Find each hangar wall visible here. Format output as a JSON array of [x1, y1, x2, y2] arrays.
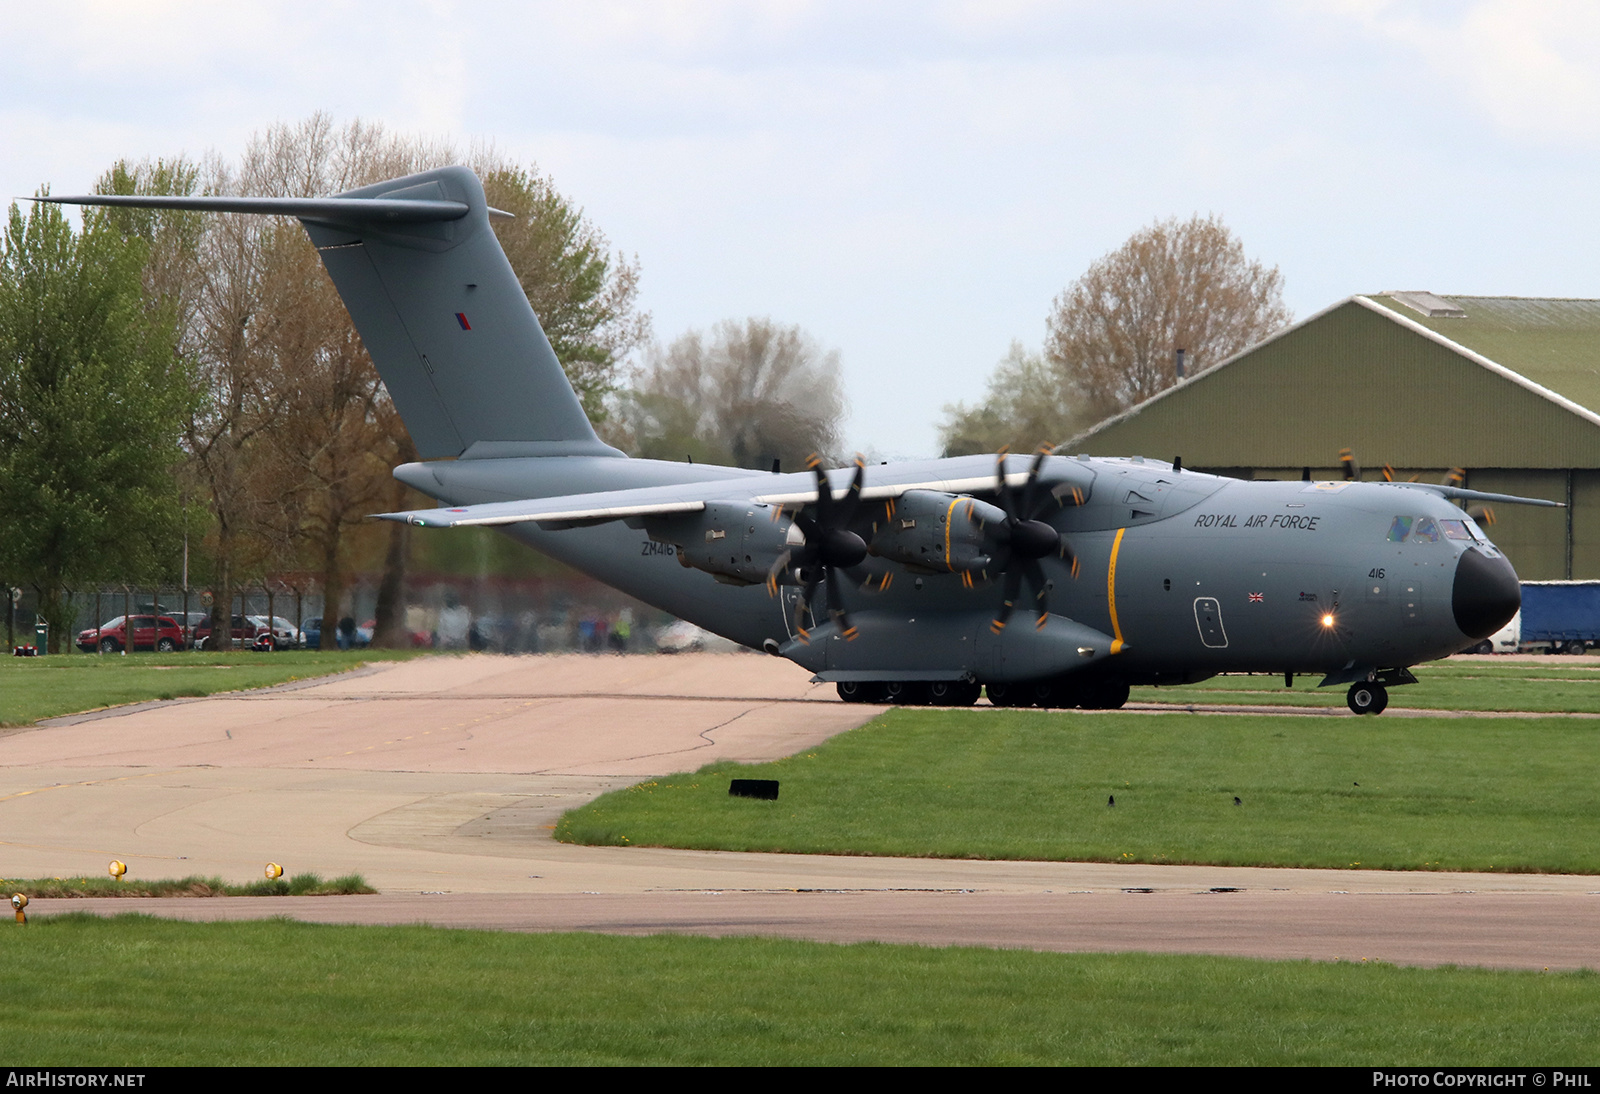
[[1069, 297, 1600, 581]]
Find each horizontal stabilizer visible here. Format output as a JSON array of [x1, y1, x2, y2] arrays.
[[33, 192, 511, 224], [1391, 482, 1565, 508]]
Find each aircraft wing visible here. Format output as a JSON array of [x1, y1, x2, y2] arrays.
[[373, 462, 1066, 530], [376, 493, 709, 529], [750, 470, 1040, 507]]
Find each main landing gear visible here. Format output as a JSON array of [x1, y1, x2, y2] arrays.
[[1346, 681, 1388, 715], [835, 677, 1129, 709], [835, 680, 982, 706], [986, 678, 1130, 710]]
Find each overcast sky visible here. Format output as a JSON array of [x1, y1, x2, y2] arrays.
[[5, 1, 1599, 458]]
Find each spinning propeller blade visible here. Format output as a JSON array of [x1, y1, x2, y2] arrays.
[[986, 446, 1082, 631], [782, 454, 870, 641]]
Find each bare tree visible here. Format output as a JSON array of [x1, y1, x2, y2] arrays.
[[1045, 214, 1291, 423], [616, 318, 845, 470]]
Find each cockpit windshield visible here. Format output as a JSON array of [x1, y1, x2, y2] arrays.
[[1388, 515, 1475, 545]]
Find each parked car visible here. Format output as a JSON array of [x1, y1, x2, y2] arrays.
[[77, 615, 185, 653], [1461, 613, 1519, 655], [170, 610, 209, 650], [654, 620, 708, 653], [247, 615, 302, 651], [192, 614, 274, 651], [299, 617, 370, 650]]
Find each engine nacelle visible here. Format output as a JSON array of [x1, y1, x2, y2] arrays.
[[645, 503, 802, 585], [869, 490, 1005, 574]]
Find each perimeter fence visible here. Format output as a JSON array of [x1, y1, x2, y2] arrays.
[[4, 573, 689, 656]]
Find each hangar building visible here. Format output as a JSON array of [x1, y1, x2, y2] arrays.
[[1066, 292, 1600, 580]]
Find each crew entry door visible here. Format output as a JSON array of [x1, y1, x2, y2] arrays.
[[1194, 597, 1228, 648]]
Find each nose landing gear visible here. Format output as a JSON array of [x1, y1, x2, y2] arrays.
[[1347, 682, 1388, 715]]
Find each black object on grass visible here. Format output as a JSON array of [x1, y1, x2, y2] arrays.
[[730, 779, 780, 801]]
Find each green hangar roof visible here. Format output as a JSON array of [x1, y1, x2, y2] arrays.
[[1067, 293, 1600, 471]]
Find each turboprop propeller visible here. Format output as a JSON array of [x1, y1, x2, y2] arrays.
[[986, 446, 1084, 633], [767, 454, 869, 641]]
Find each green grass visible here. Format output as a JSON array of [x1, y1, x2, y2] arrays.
[[1, 916, 1596, 1065], [0, 649, 423, 727], [1134, 656, 1600, 712], [557, 708, 1600, 873], [1, 873, 374, 898]]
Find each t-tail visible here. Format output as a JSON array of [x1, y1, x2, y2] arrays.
[[40, 166, 619, 462]]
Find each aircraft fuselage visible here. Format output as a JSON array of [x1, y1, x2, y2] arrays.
[[397, 453, 1517, 689]]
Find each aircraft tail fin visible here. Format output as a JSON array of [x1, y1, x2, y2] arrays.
[[41, 166, 620, 461]]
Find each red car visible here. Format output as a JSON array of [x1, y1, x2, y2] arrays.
[[192, 614, 277, 651], [77, 615, 185, 653]]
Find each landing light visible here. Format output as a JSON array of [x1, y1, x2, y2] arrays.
[[1321, 613, 1336, 628]]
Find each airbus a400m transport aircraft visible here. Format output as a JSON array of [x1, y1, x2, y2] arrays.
[[49, 166, 1553, 715]]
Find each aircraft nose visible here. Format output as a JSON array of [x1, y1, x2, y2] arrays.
[[1452, 546, 1521, 639]]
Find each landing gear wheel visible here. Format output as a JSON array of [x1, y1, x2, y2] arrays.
[[1080, 680, 1130, 710], [1027, 680, 1060, 708], [1051, 681, 1085, 710], [836, 681, 890, 704], [1347, 682, 1388, 715], [928, 680, 980, 707], [883, 681, 930, 706], [985, 683, 1021, 708]]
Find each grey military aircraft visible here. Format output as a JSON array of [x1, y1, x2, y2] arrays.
[[47, 166, 1551, 715]]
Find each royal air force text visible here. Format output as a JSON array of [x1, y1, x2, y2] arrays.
[[1194, 513, 1321, 531]]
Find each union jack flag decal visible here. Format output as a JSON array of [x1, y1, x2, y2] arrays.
[[1248, 592, 1264, 602]]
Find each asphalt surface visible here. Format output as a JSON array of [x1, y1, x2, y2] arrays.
[[6, 652, 1598, 969]]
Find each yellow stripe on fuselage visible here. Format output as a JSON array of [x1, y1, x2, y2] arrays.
[[1107, 527, 1126, 654], [944, 496, 963, 571]]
